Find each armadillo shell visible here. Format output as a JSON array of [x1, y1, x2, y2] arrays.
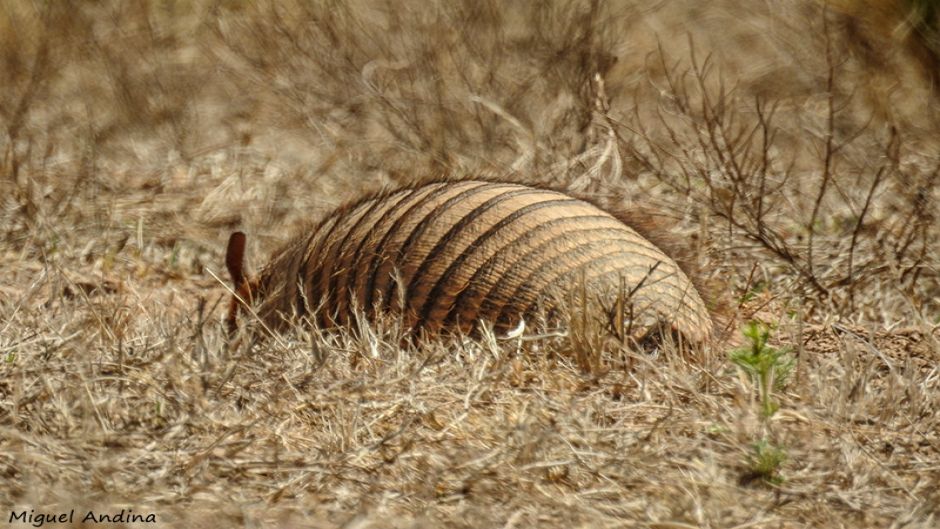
[[252, 180, 713, 343]]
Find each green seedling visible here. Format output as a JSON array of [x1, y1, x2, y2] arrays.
[[730, 321, 794, 417], [745, 438, 787, 485]]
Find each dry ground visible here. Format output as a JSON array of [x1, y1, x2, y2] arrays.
[[1, 1, 938, 528]]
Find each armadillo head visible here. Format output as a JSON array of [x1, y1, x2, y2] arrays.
[[224, 232, 260, 337]]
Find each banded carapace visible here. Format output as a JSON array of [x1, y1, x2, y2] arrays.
[[225, 180, 713, 343]]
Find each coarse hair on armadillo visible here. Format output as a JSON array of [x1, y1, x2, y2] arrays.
[[225, 178, 716, 343]]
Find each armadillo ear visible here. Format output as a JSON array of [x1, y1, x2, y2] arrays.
[[226, 232, 247, 287]]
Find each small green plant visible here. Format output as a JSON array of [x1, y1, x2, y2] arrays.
[[730, 321, 794, 417], [746, 438, 787, 485], [730, 322, 795, 486]]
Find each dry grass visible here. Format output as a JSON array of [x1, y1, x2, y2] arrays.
[[1, 1, 938, 527]]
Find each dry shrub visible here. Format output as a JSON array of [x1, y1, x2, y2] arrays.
[[208, 0, 622, 183], [623, 11, 939, 327]]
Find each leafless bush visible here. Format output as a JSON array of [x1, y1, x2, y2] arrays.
[[209, 0, 622, 182], [0, 0, 223, 260], [624, 22, 938, 323], [1, 3, 64, 221]]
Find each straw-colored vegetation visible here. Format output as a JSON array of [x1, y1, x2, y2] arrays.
[[1, 1, 937, 527]]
